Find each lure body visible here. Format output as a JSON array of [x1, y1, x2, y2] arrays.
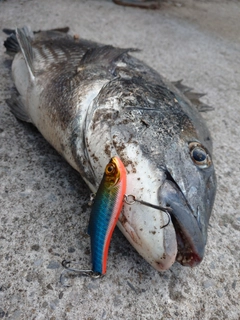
[[88, 157, 127, 274]]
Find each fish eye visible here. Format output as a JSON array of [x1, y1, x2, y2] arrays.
[[189, 142, 212, 169]]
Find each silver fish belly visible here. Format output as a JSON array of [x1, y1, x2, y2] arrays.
[[4, 27, 217, 271]]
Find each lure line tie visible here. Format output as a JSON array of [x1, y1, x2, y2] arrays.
[[124, 194, 172, 229]]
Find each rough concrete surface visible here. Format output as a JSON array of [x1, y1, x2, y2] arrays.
[[0, 0, 239, 319]]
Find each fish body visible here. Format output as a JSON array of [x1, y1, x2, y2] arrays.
[[88, 157, 126, 274], [4, 27, 217, 271]]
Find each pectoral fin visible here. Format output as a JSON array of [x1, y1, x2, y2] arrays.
[[16, 27, 35, 81]]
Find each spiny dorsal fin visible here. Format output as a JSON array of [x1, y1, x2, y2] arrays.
[[172, 79, 193, 93], [34, 26, 69, 35], [79, 46, 139, 70], [16, 27, 35, 81], [173, 79, 214, 112], [32, 27, 71, 42]]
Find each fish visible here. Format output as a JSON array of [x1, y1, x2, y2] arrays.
[[3, 26, 217, 271], [88, 156, 127, 275]]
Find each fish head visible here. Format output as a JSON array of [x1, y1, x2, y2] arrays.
[[158, 138, 216, 267], [85, 78, 217, 271], [155, 92, 217, 267]]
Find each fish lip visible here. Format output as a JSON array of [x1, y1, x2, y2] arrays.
[[158, 172, 205, 267], [171, 215, 204, 267]]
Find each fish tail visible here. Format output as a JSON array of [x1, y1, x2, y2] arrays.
[[3, 26, 34, 55], [3, 29, 19, 55]]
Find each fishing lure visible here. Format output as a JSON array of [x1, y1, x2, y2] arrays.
[[88, 156, 127, 275], [60, 157, 172, 283]]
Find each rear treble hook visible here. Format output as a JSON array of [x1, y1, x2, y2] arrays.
[[60, 260, 102, 287], [124, 194, 172, 229]]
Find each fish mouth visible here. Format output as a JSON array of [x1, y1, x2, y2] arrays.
[[158, 172, 205, 267]]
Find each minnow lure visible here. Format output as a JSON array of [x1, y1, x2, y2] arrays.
[[88, 157, 127, 275]]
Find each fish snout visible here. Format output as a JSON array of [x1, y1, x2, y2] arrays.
[[158, 179, 206, 267]]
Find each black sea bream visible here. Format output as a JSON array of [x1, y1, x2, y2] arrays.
[[4, 27, 216, 271]]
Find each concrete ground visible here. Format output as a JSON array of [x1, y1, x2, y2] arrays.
[[0, 0, 239, 319]]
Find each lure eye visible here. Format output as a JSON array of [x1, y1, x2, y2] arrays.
[[106, 164, 115, 174], [189, 142, 212, 169]]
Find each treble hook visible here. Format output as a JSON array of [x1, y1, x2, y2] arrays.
[[60, 260, 102, 287], [124, 194, 172, 229], [88, 193, 96, 206]]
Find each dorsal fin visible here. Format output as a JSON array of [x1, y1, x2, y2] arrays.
[[172, 79, 193, 93], [16, 27, 35, 81], [173, 79, 214, 112], [79, 46, 138, 71]]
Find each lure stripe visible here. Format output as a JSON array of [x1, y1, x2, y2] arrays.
[[88, 157, 127, 274]]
